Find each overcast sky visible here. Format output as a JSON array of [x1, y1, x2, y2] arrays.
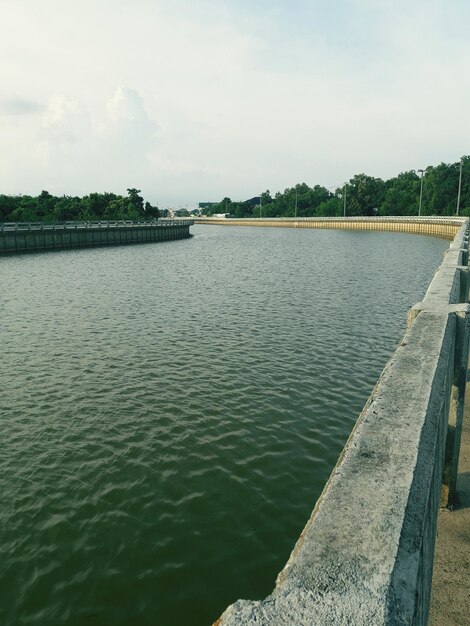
[[1, 0, 469, 208]]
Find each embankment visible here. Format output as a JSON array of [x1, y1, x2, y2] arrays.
[[194, 216, 464, 239], [214, 219, 470, 626], [0, 219, 193, 254]]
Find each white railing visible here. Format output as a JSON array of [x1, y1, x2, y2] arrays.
[[0, 219, 194, 232]]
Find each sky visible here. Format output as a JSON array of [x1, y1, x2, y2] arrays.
[[0, 0, 469, 209]]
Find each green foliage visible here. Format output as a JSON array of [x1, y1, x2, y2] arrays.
[[379, 171, 420, 216], [459, 155, 470, 215], [422, 163, 458, 215], [199, 158, 469, 218], [1, 158, 468, 223], [144, 201, 160, 219], [0, 189, 160, 223], [12, 196, 39, 222], [316, 197, 342, 217]]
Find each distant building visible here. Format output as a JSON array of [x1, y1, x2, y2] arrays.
[[198, 202, 217, 210], [174, 208, 190, 217]]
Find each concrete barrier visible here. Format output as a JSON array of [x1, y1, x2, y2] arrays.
[[215, 221, 470, 626], [194, 216, 466, 240], [0, 220, 193, 254]]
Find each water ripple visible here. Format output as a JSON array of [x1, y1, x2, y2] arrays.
[[0, 226, 448, 626]]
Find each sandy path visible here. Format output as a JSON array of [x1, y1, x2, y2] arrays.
[[428, 374, 470, 626]]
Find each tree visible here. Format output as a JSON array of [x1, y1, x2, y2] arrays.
[[379, 171, 420, 216], [126, 188, 145, 219], [344, 174, 385, 216], [203, 197, 233, 216], [105, 197, 128, 220], [316, 197, 341, 217], [37, 190, 56, 221], [80, 192, 119, 219], [11, 195, 38, 222], [260, 190, 272, 217], [144, 201, 160, 219], [52, 196, 82, 221], [0, 194, 21, 221], [458, 156, 470, 216], [423, 162, 461, 216]]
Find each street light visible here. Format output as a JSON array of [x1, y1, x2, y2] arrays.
[[295, 190, 298, 218], [343, 183, 347, 217], [417, 169, 425, 216], [456, 158, 463, 216]]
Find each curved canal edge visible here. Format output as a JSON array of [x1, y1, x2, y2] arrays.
[[213, 219, 470, 626], [194, 216, 465, 239], [0, 219, 194, 254]]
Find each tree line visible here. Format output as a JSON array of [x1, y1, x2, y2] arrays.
[[1, 158, 468, 223], [0, 188, 163, 223], [203, 158, 470, 218]]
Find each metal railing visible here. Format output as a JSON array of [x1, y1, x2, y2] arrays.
[[194, 215, 467, 225], [0, 219, 194, 232]]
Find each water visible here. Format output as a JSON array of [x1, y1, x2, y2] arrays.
[[0, 225, 449, 625]]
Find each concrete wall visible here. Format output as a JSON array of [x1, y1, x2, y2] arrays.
[[215, 221, 470, 626], [194, 216, 465, 240], [0, 220, 193, 254]]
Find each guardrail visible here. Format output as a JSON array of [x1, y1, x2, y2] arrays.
[[0, 219, 194, 254], [0, 219, 193, 232], [196, 215, 466, 223], [193, 216, 465, 239], [215, 221, 470, 626]]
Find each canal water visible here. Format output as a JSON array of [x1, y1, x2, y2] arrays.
[[0, 225, 449, 626]]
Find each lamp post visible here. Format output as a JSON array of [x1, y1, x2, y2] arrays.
[[260, 193, 262, 218], [343, 183, 347, 217], [417, 169, 425, 216], [295, 190, 298, 218], [456, 158, 463, 216]]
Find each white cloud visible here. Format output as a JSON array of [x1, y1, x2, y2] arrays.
[[0, 0, 469, 206], [41, 94, 89, 143], [103, 86, 158, 155], [106, 86, 154, 128]]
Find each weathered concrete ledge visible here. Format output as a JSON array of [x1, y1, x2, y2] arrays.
[[0, 219, 193, 254], [215, 221, 470, 626], [194, 216, 465, 240]]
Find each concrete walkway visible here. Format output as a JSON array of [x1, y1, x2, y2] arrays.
[[429, 376, 470, 625]]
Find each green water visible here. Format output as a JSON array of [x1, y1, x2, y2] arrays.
[[0, 225, 448, 625]]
